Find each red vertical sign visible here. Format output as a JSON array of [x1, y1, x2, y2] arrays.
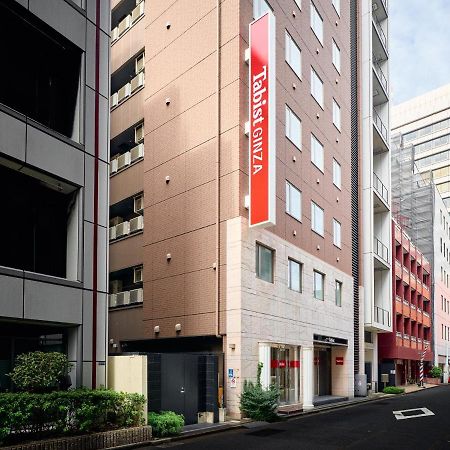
[[249, 12, 276, 228]]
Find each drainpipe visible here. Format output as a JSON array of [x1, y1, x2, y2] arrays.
[[215, 0, 221, 339]]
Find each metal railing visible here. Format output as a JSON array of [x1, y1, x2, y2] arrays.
[[373, 172, 389, 204], [373, 60, 388, 92], [374, 306, 391, 327], [374, 237, 389, 264], [373, 108, 388, 143], [373, 17, 388, 51]]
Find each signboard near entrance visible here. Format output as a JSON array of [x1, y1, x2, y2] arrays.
[[336, 357, 344, 366], [248, 11, 276, 228], [314, 334, 348, 347]]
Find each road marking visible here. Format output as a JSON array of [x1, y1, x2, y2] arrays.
[[392, 407, 435, 420]]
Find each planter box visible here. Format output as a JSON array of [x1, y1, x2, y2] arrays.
[[2, 426, 152, 450], [424, 377, 441, 385]]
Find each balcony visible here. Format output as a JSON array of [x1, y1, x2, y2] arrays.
[[402, 266, 409, 285], [410, 273, 417, 291], [396, 332, 403, 346], [373, 61, 389, 106], [373, 108, 389, 153], [411, 335, 417, 349], [423, 312, 431, 328], [374, 237, 390, 268], [410, 304, 417, 321], [394, 224, 402, 244], [109, 195, 144, 242], [110, 143, 144, 175], [395, 296, 403, 315], [402, 300, 410, 317], [372, 0, 388, 24], [403, 335, 410, 348], [110, 72, 145, 110], [109, 287, 143, 308], [372, 17, 388, 62], [109, 216, 144, 241], [395, 260, 402, 279], [109, 265, 143, 309], [423, 284, 431, 300], [416, 278, 423, 294], [374, 306, 391, 327], [111, 0, 145, 44], [373, 172, 389, 211]]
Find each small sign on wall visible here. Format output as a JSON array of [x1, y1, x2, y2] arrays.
[[228, 368, 234, 378], [336, 357, 344, 366], [230, 377, 237, 388]]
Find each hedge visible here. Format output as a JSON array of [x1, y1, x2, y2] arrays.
[[0, 389, 145, 445], [382, 386, 405, 395], [148, 411, 184, 437]]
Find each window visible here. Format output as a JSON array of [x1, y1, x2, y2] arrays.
[[332, 0, 340, 16], [333, 219, 341, 248], [285, 31, 302, 78], [311, 67, 324, 108], [286, 181, 302, 221], [313, 270, 325, 300], [332, 39, 341, 73], [333, 99, 341, 131], [288, 259, 302, 292], [286, 105, 302, 149], [310, 1, 323, 45], [335, 280, 342, 306], [311, 201, 324, 236], [294, 0, 302, 9], [311, 134, 324, 171], [253, 0, 271, 18], [333, 159, 342, 189], [256, 243, 274, 283]]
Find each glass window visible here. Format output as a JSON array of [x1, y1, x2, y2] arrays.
[[335, 280, 342, 306], [333, 159, 341, 189], [286, 105, 302, 149], [256, 243, 274, 283], [311, 134, 324, 171], [253, 0, 271, 18], [285, 30, 302, 78], [310, 1, 323, 44], [333, 99, 341, 130], [286, 181, 302, 221], [332, 39, 341, 72], [288, 258, 302, 292], [311, 67, 324, 107], [311, 201, 324, 236], [313, 270, 324, 300], [333, 218, 341, 248]]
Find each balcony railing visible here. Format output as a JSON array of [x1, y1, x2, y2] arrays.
[[374, 306, 391, 327], [373, 172, 389, 204], [373, 61, 388, 93], [373, 17, 387, 51], [111, 0, 145, 43], [109, 216, 144, 241], [111, 72, 145, 109], [374, 237, 389, 264], [396, 332, 402, 338], [373, 108, 388, 143], [110, 143, 144, 175]]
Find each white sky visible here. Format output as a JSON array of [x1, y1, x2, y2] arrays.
[[390, 0, 450, 105]]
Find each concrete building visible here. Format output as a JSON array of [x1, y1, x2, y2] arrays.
[[0, 0, 110, 390], [108, 0, 358, 420], [392, 84, 450, 211], [358, 0, 392, 388], [378, 219, 432, 386]]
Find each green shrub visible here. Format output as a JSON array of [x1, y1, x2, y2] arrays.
[[240, 362, 280, 422], [148, 411, 184, 437], [382, 386, 405, 395], [0, 389, 145, 445], [9, 351, 72, 392], [429, 366, 443, 378]]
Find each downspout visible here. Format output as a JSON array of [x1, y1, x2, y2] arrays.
[[215, 0, 222, 339]]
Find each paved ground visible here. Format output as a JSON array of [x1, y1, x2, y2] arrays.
[[149, 385, 450, 449]]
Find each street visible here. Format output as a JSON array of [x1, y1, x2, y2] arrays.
[[151, 386, 450, 450]]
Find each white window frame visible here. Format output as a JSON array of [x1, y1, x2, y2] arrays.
[[333, 158, 341, 189], [310, 1, 323, 45], [333, 98, 341, 131], [333, 218, 342, 248], [288, 258, 302, 292], [285, 30, 302, 79], [311, 201, 324, 236], [286, 181, 302, 221], [253, 0, 271, 19], [313, 270, 325, 300], [332, 39, 341, 73], [332, 0, 340, 16], [311, 67, 324, 108], [311, 133, 324, 172], [285, 105, 302, 149]]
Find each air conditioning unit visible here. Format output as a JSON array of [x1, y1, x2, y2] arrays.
[[110, 158, 118, 174], [110, 216, 124, 227], [111, 26, 119, 43], [130, 215, 144, 233], [135, 123, 144, 143], [134, 195, 144, 213], [131, 1, 145, 24], [117, 152, 131, 170], [118, 83, 131, 103], [134, 266, 143, 283], [118, 15, 131, 36], [109, 226, 117, 241], [116, 291, 131, 306], [135, 53, 145, 74], [130, 143, 144, 162], [130, 72, 145, 93], [110, 279, 123, 294], [109, 294, 118, 308], [116, 221, 130, 238], [110, 92, 118, 108], [130, 288, 144, 304]]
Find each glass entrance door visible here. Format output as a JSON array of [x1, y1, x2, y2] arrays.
[[270, 346, 300, 404], [314, 348, 331, 396]]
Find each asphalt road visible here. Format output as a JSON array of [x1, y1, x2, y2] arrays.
[[151, 386, 450, 450]]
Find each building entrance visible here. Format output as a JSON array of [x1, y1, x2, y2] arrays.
[[314, 347, 331, 396], [269, 345, 300, 404]]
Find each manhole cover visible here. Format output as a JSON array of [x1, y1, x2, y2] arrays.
[[247, 428, 284, 437], [393, 407, 434, 420]]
